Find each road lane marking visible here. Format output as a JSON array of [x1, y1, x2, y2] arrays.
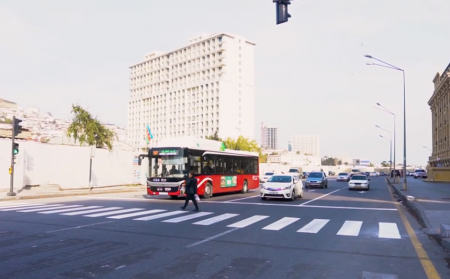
[[39, 206, 100, 214], [337, 221, 362, 236], [186, 228, 240, 248], [34, 205, 85, 213], [299, 187, 345, 206], [262, 217, 300, 231], [46, 221, 114, 233], [0, 202, 30, 207], [163, 212, 213, 223], [378, 222, 401, 239], [297, 219, 330, 233], [386, 182, 441, 279], [225, 195, 260, 202], [0, 203, 42, 209], [301, 205, 397, 211], [85, 208, 145, 217], [134, 211, 187, 221], [193, 213, 238, 226], [61, 207, 123, 216], [200, 201, 397, 210], [361, 271, 398, 279], [107, 209, 166, 219], [227, 215, 269, 228], [2, 204, 64, 211]]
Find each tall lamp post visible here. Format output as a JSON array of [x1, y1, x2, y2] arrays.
[[376, 126, 392, 172], [366, 55, 407, 190], [379, 135, 392, 172], [423, 146, 432, 152], [374, 104, 396, 175]]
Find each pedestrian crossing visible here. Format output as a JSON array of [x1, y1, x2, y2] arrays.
[[0, 202, 403, 239]]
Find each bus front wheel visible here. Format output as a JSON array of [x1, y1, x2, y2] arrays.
[[203, 183, 213, 199], [241, 180, 248, 193]]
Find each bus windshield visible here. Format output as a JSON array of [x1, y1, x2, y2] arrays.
[[150, 148, 187, 178]]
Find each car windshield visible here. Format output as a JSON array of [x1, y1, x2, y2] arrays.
[[265, 172, 274, 176], [415, 170, 425, 173], [267, 176, 292, 183], [308, 172, 322, 178], [351, 176, 367, 180], [352, 169, 360, 172], [289, 169, 299, 172], [339, 173, 348, 176]]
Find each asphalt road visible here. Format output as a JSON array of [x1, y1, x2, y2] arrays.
[[1, 177, 449, 279]]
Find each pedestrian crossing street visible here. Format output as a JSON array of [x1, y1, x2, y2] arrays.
[[0, 202, 403, 239]]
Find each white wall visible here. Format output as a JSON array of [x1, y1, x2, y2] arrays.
[[0, 139, 146, 191]]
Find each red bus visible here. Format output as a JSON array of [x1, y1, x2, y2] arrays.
[[141, 139, 260, 199]]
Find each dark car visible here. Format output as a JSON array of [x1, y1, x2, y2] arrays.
[[305, 171, 328, 189]]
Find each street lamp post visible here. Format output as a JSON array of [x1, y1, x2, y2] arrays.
[[379, 135, 392, 173], [423, 146, 432, 152], [366, 55, 407, 190], [376, 125, 392, 172], [375, 104, 396, 179]]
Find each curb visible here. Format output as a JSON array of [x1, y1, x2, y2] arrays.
[[385, 179, 450, 252], [0, 188, 145, 201], [386, 178, 433, 229]]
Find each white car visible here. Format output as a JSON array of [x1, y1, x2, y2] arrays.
[[348, 175, 370, 190], [337, 172, 350, 182], [260, 174, 303, 201], [370, 172, 379, 177], [260, 172, 275, 183]]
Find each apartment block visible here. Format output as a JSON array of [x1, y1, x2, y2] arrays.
[[292, 135, 320, 156], [261, 123, 278, 150], [127, 33, 256, 151]]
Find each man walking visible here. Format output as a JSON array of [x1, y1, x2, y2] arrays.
[[181, 170, 200, 212]]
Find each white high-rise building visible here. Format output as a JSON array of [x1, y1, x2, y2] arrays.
[[261, 123, 278, 150], [127, 33, 256, 151], [292, 135, 320, 156]]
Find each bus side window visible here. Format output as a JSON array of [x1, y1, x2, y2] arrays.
[[202, 155, 215, 175], [241, 158, 249, 174], [233, 158, 241, 174], [252, 158, 258, 174]]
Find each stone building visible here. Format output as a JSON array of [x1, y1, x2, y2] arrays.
[[428, 63, 450, 171]]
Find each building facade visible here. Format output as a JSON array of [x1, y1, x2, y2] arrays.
[[267, 153, 321, 167], [288, 141, 292, 151], [127, 33, 256, 152], [428, 63, 450, 167], [261, 123, 277, 150], [291, 135, 320, 156]]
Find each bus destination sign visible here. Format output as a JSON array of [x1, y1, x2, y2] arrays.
[[153, 149, 179, 156]]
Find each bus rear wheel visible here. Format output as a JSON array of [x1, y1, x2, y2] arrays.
[[241, 180, 248, 193], [203, 183, 213, 199]]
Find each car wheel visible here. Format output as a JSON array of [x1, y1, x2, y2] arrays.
[[241, 180, 248, 193], [170, 196, 178, 199], [291, 189, 296, 201], [203, 183, 213, 199], [261, 197, 267, 200], [298, 191, 303, 198], [321, 183, 325, 189], [414, 177, 417, 179]]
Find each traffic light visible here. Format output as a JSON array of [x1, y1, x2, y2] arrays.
[[13, 117, 23, 137], [274, 0, 291, 25], [13, 143, 19, 155]]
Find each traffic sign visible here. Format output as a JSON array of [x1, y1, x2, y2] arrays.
[[9, 167, 12, 175]]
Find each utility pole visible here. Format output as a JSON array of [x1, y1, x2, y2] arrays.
[[8, 116, 22, 196]]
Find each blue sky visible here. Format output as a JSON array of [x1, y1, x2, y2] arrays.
[[1, 0, 449, 165]]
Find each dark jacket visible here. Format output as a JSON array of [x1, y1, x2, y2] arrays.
[[185, 177, 198, 195]]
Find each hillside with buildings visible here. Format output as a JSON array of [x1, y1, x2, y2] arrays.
[[0, 98, 128, 148]]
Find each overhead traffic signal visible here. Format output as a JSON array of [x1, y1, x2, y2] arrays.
[[274, 0, 291, 25], [13, 117, 23, 137], [13, 143, 19, 155]]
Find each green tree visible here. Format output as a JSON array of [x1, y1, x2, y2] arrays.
[[0, 118, 12, 124], [344, 162, 348, 166], [321, 157, 336, 166], [381, 161, 389, 167], [369, 163, 374, 167], [66, 104, 116, 150], [223, 136, 267, 163], [205, 129, 222, 141], [338, 160, 342, 165]]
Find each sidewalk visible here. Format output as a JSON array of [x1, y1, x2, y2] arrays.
[[387, 177, 450, 250], [0, 184, 147, 201]]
